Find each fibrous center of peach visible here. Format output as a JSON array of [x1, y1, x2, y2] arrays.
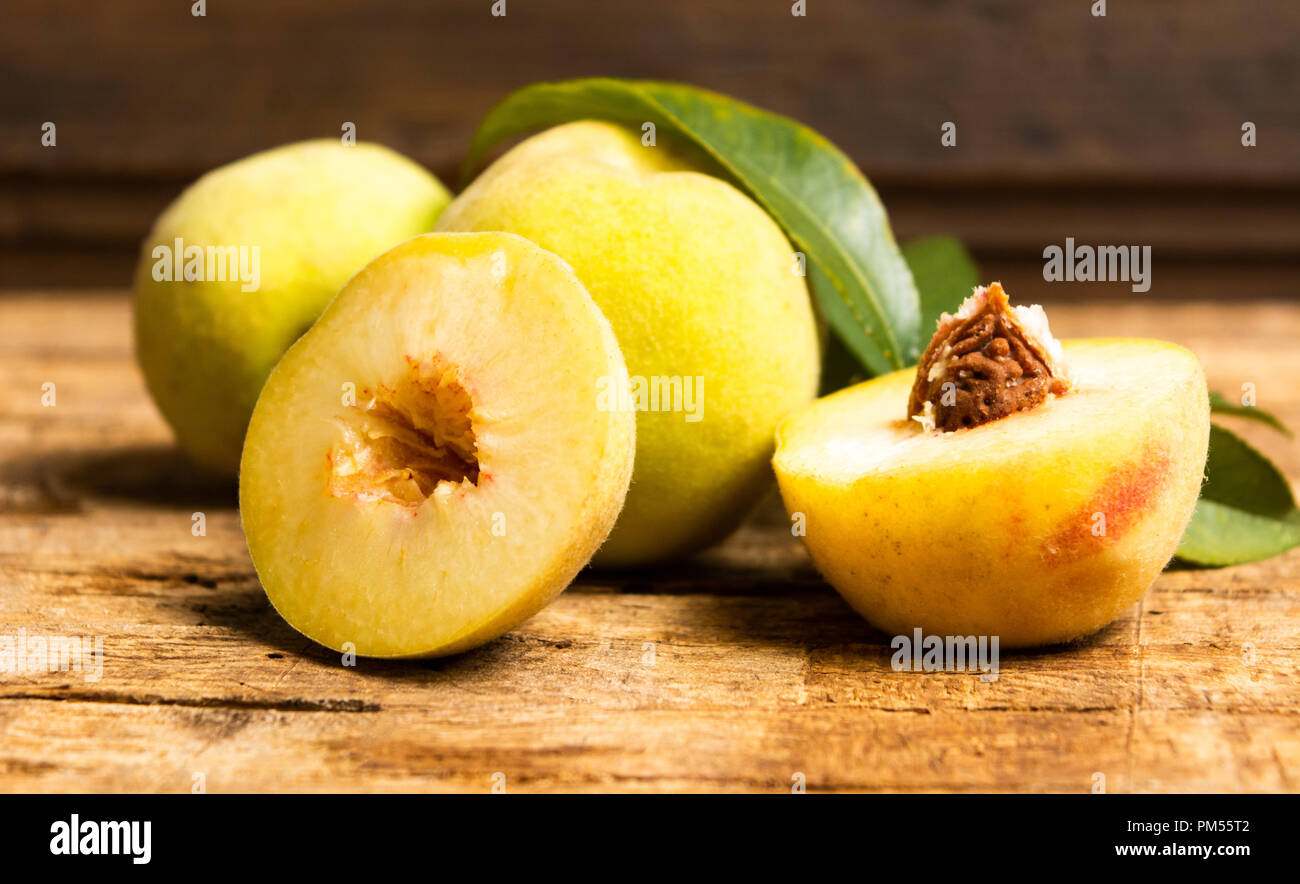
[[908, 282, 1069, 432], [329, 358, 479, 507]]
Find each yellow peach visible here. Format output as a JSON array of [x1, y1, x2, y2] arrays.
[[774, 338, 1210, 647], [240, 233, 635, 657], [438, 122, 820, 565], [135, 140, 450, 474]]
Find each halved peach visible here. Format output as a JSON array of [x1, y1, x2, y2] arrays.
[[240, 232, 635, 658], [774, 337, 1210, 647]]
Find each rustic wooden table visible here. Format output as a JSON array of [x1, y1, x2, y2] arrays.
[[1, 293, 1297, 793]]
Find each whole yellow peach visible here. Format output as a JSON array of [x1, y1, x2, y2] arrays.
[[438, 122, 820, 566]]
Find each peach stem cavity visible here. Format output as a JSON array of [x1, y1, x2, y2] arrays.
[[328, 356, 479, 507]]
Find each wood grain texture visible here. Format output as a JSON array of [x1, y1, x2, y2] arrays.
[[1, 293, 1298, 793]]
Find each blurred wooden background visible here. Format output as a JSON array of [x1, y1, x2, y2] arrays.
[[2, 0, 1297, 300]]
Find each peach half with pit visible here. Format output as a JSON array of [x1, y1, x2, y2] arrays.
[[239, 232, 635, 658], [773, 283, 1210, 647]]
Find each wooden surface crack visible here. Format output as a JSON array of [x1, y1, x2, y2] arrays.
[[3, 691, 381, 714]]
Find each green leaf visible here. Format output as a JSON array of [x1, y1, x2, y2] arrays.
[[462, 78, 921, 375], [902, 235, 981, 347], [1176, 424, 1300, 566], [821, 235, 980, 393], [1208, 391, 1292, 437]]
